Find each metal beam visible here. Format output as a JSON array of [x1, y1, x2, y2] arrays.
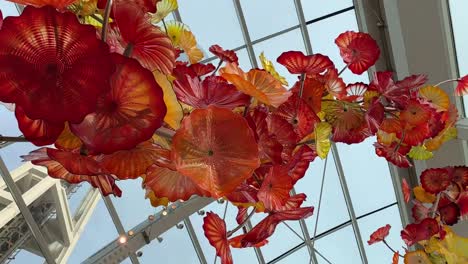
[[101, 196, 140, 264], [83, 197, 213, 264], [184, 218, 207, 264], [293, 0, 313, 55], [232, 0, 258, 68], [0, 156, 56, 264], [331, 143, 368, 264]]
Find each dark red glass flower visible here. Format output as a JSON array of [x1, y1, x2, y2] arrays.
[[15, 105, 64, 146], [71, 54, 166, 154], [0, 6, 114, 123], [203, 212, 233, 264], [277, 51, 334, 75], [286, 145, 316, 184], [22, 148, 121, 196], [367, 224, 391, 245], [10, 0, 77, 9], [438, 202, 460, 226], [401, 218, 439, 247], [335, 31, 380, 74], [374, 142, 411, 168], [173, 75, 250, 109], [209, 44, 238, 63], [457, 191, 468, 220], [420, 168, 452, 194]]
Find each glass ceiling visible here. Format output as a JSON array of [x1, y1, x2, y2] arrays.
[[0, 1, 407, 263]]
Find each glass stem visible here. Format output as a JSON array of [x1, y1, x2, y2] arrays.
[[383, 240, 404, 258]]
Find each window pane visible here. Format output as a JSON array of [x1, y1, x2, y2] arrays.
[[110, 179, 155, 230], [337, 137, 396, 216], [308, 10, 368, 84], [295, 155, 351, 236], [178, 0, 244, 51], [277, 246, 309, 263], [358, 204, 404, 263], [314, 225, 362, 263], [449, 0, 468, 116], [0, 1, 19, 17], [68, 200, 120, 263], [253, 29, 305, 86], [301, 0, 353, 21], [240, 0, 298, 41], [141, 224, 200, 263]]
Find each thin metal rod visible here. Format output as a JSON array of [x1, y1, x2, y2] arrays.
[[232, 0, 258, 68], [282, 222, 304, 240], [173, 9, 183, 22], [290, 188, 318, 264], [331, 143, 368, 264], [184, 218, 208, 264], [268, 202, 397, 264], [294, 0, 313, 55], [309, 155, 329, 264], [246, 220, 266, 264], [0, 156, 57, 264], [102, 196, 140, 264]]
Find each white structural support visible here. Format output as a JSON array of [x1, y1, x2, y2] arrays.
[[83, 197, 213, 264], [0, 162, 101, 264]]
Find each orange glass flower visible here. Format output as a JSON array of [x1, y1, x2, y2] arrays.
[[172, 106, 260, 198], [71, 54, 166, 154], [144, 164, 210, 202], [402, 178, 411, 203], [221, 66, 291, 108], [420, 168, 452, 194], [0, 6, 114, 123], [99, 141, 167, 180]]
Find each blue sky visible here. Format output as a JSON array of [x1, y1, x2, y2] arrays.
[[6, 0, 463, 263]]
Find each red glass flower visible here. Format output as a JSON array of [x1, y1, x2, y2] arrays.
[[112, 2, 175, 73], [400, 100, 433, 126], [273, 94, 319, 139], [449, 166, 468, 189], [367, 224, 391, 245], [15, 106, 64, 146], [0, 6, 114, 123], [209, 44, 238, 63], [411, 201, 430, 223], [203, 212, 233, 264], [98, 0, 157, 13], [22, 148, 121, 196], [277, 51, 333, 75], [258, 166, 293, 211], [402, 178, 411, 203], [173, 75, 250, 109], [400, 218, 439, 246], [457, 191, 468, 220], [345, 82, 368, 102], [335, 31, 380, 74], [286, 145, 316, 184], [172, 106, 260, 198], [0, 10, 3, 29], [438, 202, 460, 225], [420, 168, 452, 194], [9, 0, 76, 9], [455, 75, 468, 96], [374, 142, 411, 168], [365, 100, 384, 135], [241, 207, 314, 247], [71, 54, 166, 154]]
